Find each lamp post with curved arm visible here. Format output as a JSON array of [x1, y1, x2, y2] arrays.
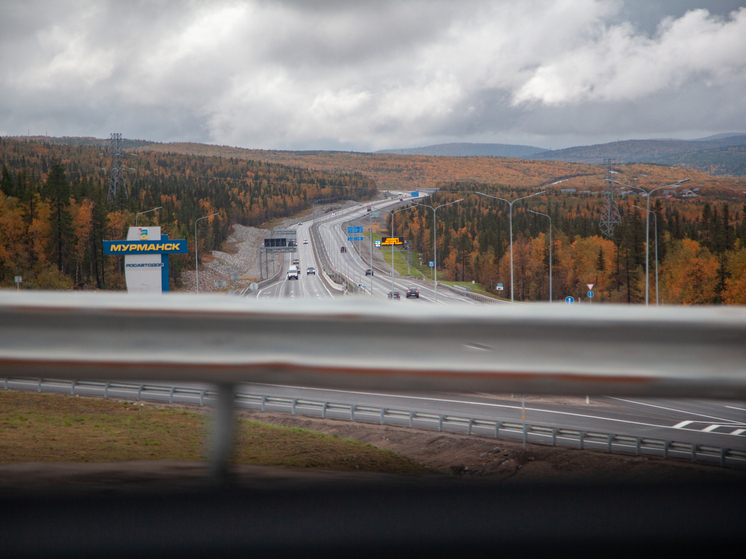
[[195, 213, 219, 293], [412, 199, 463, 303], [477, 191, 546, 303], [527, 209, 552, 303], [632, 205, 660, 306], [135, 206, 162, 227], [607, 178, 689, 305]]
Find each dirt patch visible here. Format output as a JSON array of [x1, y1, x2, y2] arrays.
[[238, 408, 744, 484]]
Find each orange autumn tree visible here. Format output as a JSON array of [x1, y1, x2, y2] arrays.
[[659, 239, 719, 304], [722, 245, 746, 304]]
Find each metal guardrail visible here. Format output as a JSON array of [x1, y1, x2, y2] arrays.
[[4, 377, 744, 469], [3, 292, 745, 399]]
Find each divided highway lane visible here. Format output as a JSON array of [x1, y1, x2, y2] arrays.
[[317, 196, 477, 304], [258, 221, 335, 300]]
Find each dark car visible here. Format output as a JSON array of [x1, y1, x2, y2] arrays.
[[340, 246, 346, 253], [388, 291, 401, 299], [406, 287, 419, 298], [306, 267, 316, 275], [365, 269, 373, 276]]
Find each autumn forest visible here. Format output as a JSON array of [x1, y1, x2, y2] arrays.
[[1, 136, 745, 304]]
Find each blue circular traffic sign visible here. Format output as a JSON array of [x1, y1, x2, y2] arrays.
[[565, 296, 574, 305], [588, 290, 594, 298]]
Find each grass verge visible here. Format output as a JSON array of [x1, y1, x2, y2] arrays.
[[0, 391, 429, 476]]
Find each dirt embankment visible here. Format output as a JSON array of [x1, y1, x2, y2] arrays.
[[238, 408, 744, 484]]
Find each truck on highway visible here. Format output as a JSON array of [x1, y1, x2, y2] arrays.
[[287, 265, 299, 280]]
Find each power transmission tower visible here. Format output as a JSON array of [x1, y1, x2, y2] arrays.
[[107, 133, 128, 205], [599, 158, 621, 237]]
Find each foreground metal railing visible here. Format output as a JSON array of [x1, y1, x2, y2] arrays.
[[4, 377, 744, 469], [2, 291, 746, 476]]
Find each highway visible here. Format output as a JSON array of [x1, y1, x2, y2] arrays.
[[241, 195, 745, 457], [271, 193, 482, 304]]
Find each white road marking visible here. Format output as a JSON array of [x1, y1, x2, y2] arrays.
[[608, 397, 738, 424], [245, 383, 744, 436], [726, 405, 746, 412]]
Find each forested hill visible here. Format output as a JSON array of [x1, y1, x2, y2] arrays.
[[527, 135, 746, 176], [0, 137, 376, 290]]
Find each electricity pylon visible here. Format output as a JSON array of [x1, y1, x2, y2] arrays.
[[107, 133, 128, 205], [599, 158, 621, 238]]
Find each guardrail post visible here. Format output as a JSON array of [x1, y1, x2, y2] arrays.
[[579, 431, 585, 450], [4, 378, 8, 390], [104, 382, 109, 398], [70, 380, 75, 396], [261, 396, 266, 412], [292, 399, 297, 416], [438, 415, 444, 432], [552, 429, 557, 446], [468, 419, 474, 436], [350, 404, 356, 421], [409, 411, 415, 427], [169, 387, 175, 404], [37, 378, 42, 393], [380, 408, 385, 425], [607, 434, 613, 453], [636, 438, 642, 456], [495, 422, 501, 439], [137, 385, 142, 400], [200, 390, 204, 407], [209, 383, 236, 482], [691, 443, 697, 463], [720, 448, 727, 467], [664, 440, 670, 460], [322, 402, 327, 419]]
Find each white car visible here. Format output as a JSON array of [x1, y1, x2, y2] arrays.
[[303, 239, 309, 244]]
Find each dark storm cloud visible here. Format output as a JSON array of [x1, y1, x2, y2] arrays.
[[1, 1, 744, 150]]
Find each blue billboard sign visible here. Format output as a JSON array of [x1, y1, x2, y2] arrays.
[[347, 226, 363, 234], [348, 236, 365, 241]]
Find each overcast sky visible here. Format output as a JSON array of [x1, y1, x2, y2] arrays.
[[1, 0, 745, 151]]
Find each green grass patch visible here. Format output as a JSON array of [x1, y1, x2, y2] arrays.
[[0, 391, 429, 476]]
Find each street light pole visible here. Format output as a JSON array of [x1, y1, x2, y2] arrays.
[[413, 199, 463, 303], [633, 205, 659, 306], [135, 206, 162, 227], [607, 178, 689, 306], [195, 213, 219, 293], [528, 209, 552, 303], [477, 191, 545, 303]]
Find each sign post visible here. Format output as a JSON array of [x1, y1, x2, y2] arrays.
[[14, 276, 22, 290], [103, 227, 188, 293]]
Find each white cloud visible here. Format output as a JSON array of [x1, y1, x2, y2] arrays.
[[1, 1, 745, 150], [513, 7, 746, 105]]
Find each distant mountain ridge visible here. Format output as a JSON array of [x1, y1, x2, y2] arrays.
[[376, 142, 547, 158], [376, 135, 746, 176], [525, 134, 746, 176]]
